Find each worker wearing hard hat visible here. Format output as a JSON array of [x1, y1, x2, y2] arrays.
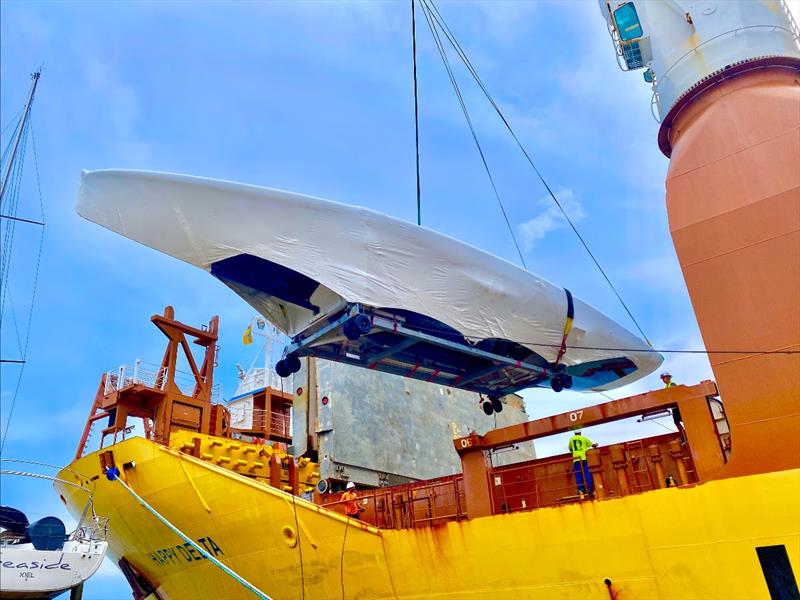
[[662, 372, 687, 442], [661, 372, 676, 388], [341, 482, 363, 520], [568, 430, 598, 496]]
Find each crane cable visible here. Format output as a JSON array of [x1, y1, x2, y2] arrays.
[[418, 0, 527, 269], [411, 0, 422, 226], [420, 0, 652, 347]]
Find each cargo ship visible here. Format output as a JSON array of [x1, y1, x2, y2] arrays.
[[55, 2, 799, 599]]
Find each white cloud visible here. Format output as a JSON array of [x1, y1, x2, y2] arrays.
[[517, 188, 584, 252]]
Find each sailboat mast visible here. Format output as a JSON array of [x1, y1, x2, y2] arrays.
[[0, 70, 41, 206]]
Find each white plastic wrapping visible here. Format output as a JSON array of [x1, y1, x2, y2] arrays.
[[77, 169, 662, 390]]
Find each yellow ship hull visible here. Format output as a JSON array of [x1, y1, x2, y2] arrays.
[[57, 438, 800, 599]]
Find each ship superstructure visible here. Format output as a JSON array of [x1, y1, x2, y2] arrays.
[[229, 358, 534, 488]]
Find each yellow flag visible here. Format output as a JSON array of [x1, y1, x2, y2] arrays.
[[243, 324, 253, 346]]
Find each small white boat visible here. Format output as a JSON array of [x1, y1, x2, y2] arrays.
[[0, 470, 108, 600], [76, 169, 662, 395]]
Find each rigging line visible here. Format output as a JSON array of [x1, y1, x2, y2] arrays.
[[418, 1, 527, 269], [1, 116, 29, 272], [0, 361, 26, 454], [382, 319, 800, 355], [109, 473, 272, 600], [291, 492, 306, 600], [0, 121, 29, 327], [0, 121, 43, 356], [0, 125, 30, 336], [21, 206, 45, 361], [1, 107, 24, 139], [0, 118, 43, 456], [650, 418, 678, 434], [340, 515, 351, 600], [5, 282, 25, 357], [0, 214, 44, 226], [423, 0, 651, 347], [280, 372, 306, 600], [0, 117, 30, 333], [411, 0, 422, 226], [30, 116, 45, 220]]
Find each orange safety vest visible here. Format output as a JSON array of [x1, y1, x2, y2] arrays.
[[342, 491, 359, 516]]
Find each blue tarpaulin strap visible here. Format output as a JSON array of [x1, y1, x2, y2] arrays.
[[108, 469, 271, 600]]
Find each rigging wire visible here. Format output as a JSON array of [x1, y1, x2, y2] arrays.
[[597, 391, 677, 432], [418, 0, 527, 269], [110, 472, 272, 600], [411, 0, 422, 226], [0, 115, 45, 455], [1, 107, 25, 138], [279, 374, 306, 600], [340, 516, 351, 600], [0, 115, 29, 298], [377, 319, 799, 356], [291, 485, 306, 600], [421, 0, 652, 347]]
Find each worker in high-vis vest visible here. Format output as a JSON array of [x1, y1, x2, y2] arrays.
[[341, 482, 363, 520], [568, 430, 598, 495], [662, 372, 687, 441], [661, 372, 676, 388]]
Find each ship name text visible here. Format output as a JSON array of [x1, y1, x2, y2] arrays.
[[146, 536, 224, 567], [1, 552, 71, 570]]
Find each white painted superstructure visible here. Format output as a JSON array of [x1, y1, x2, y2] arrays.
[[599, 0, 800, 120]]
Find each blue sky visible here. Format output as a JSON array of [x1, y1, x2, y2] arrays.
[[5, 1, 792, 597]]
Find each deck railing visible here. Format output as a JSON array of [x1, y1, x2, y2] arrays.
[[104, 360, 222, 401], [229, 407, 291, 438], [489, 432, 697, 514], [321, 475, 466, 530]]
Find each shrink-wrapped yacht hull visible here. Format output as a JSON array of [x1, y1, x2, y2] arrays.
[[77, 169, 661, 393]]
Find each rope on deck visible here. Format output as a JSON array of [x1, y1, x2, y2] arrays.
[[109, 470, 272, 600]]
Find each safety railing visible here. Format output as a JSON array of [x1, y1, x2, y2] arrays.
[[228, 407, 291, 438], [74, 515, 110, 543], [489, 432, 697, 515], [321, 475, 466, 530], [650, 24, 800, 122], [104, 360, 222, 401]]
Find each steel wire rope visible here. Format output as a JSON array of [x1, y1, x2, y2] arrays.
[[1, 117, 28, 290], [1, 108, 26, 170], [596, 391, 678, 432], [381, 319, 800, 356], [0, 117, 45, 454], [411, 0, 422, 226], [278, 374, 305, 600], [0, 115, 29, 314], [418, 0, 527, 269], [5, 283, 25, 357], [422, 0, 652, 347], [1, 107, 24, 139]]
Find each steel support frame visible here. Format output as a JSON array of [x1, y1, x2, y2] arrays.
[[282, 303, 550, 396]]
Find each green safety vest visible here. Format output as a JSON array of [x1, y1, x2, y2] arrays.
[[568, 435, 593, 462]]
